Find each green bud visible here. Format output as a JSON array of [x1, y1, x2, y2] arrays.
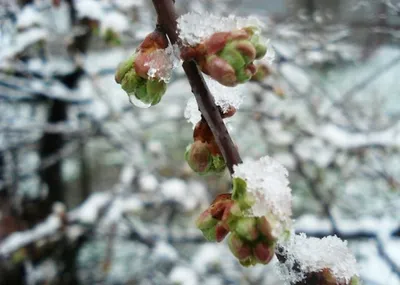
[[146, 79, 167, 105], [121, 69, 142, 94], [239, 257, 257, 267], [211, 155, 226, 173], [185, 142, 212, 175], [228, 233, 252, 261], [236, 67, 253, 83], [115, 54, 136, 83], [235, 217, 259, 242], [196, 209, 218, 230], [232, 178, 254, 210], [250, 34, 267, 59], [219, 44, 246, 73], [202, 226, 218, 242]]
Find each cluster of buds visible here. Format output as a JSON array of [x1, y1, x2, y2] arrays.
[[296, 270, 361, 285], [196, 177, 278, 266], [115, 30, 168, 106], [182, 27, 267, 87], [185, 108, 236, 175]]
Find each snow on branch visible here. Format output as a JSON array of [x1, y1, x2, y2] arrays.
[[277, 233, 359, 284], [184, 76, 245, 127], [317, 122, 400, 149]]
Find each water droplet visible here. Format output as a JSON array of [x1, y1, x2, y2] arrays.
[[129, 94, 151, 109]]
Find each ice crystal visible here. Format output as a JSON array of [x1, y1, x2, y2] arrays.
[[233, 156, 292, 236], [145, 44, 180, 83], [184, 76, 245, 126], [177, 12, 264, 46], [277, 233, 359, 284]]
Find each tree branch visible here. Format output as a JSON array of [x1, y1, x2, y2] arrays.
[[151, 0, 242, 174]]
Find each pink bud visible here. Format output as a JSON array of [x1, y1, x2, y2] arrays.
[[205, 32, 231, 54], [215, 223, 229, 242], [228, 233, 252, 261], [196, 209, 217, 230], [206, 55, 237, 87], [253, 242, 274, 264]]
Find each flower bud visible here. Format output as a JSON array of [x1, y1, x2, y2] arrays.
[[215, 223, 230, 242], [250, 34, 267, 59], [211, 155, 226, 173], [115, 55, 136, 84], [115, 30, 170, 107], [228, 233, 252, 261], [120, 69, 143, 94], [196, 209, 218, 230], [235, 217, 259, 241], [195, 27, 267, 86], [253, 241, 274, 265], [256, 216, 274, 241], [205, 55, 237, 87], [185, 141, 212, 174]]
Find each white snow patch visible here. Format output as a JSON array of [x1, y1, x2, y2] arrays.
[[169, 266, 199, 285], [277, 233, 359, 284], [0, 215, 61, 255], [76, 0, 104, 20], [184, 76, 245, 127], [101, 12, 129, 34], [233, 156, 292, 236]]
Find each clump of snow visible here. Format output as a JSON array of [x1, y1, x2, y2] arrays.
[[101, 12, 129, 34], [0, 215, 61, 255], [184, 76, 245, 127], [277, 233, 359, 284], [233, 156, 292, 236], [145, 44, 180, 83], [161, 179, 206, 211], [138, 173, 158, 192], [69, 192, 111, 224], [17, 5, 44, 29], [169, 266, 199, 285], [76, 0, 104, 21], [152, 241, 178, 261], [177, 12, 264, 46]]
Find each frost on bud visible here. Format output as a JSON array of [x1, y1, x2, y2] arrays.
[[114, 30, 170, 107]]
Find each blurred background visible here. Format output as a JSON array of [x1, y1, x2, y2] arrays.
[[0, 0, 399, 284]]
